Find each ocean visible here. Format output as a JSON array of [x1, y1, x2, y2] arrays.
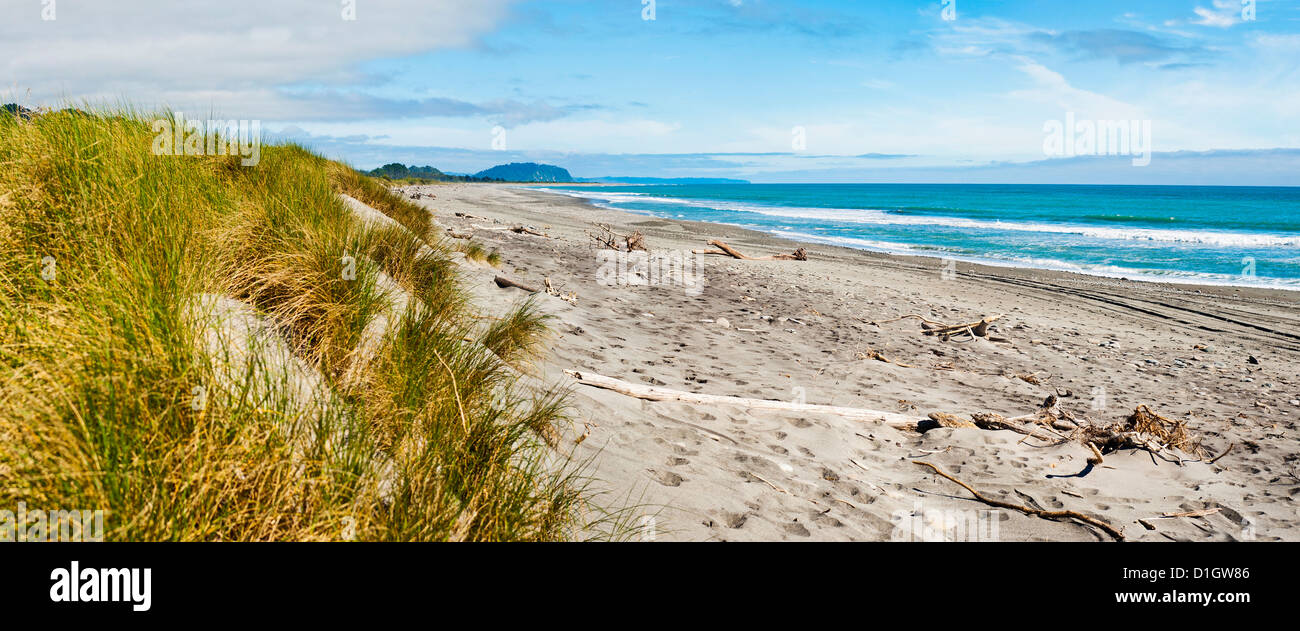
[[539, 183, 1300, 291]]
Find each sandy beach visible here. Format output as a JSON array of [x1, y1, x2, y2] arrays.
[[413, 182, 1299, 542]]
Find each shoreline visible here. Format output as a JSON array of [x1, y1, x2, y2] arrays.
[[414, 182, 1300, 541], [523, 184, 1300, 295]]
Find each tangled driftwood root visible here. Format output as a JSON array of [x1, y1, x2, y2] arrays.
[[913, 461, 1125, 541], [693, 239, 807, 261], [872, 313, 1006, 341], [588, 223, 647, 251], [544, 277, 578, 304], [954, 397, 1217, 464], [1079, 404, 1208, 460]]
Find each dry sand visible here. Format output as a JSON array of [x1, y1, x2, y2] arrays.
[[409, 182, 1299, 542]]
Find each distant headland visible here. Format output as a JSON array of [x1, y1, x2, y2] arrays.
[[367, 161, 748, 184]]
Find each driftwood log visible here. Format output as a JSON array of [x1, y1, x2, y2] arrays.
[[564, 370, 919, 430], [494, 275, 540, 293], [470, 224, 548, 237], [567, 370, 1215, 465], [510, 225, 546, 237], [693, 239, 807, 261]]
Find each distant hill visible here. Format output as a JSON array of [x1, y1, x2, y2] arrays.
[[367, 163, 503, 182], [473, 162, 574, 183], [580, 176, 749, 184], [2, 104, 36, 120], [366, 161, 747, 185]]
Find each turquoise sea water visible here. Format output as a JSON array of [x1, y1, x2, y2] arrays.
[[539, 184, 1300, 290]]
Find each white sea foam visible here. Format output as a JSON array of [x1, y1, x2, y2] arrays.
[[534, 187, 1300, 248], [527, 187, 1300, 290], [770, 230, 1300, 291]]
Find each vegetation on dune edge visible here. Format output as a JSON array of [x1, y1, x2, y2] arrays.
[[0, 108, 617, 541]]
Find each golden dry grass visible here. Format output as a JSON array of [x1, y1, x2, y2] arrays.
[[0, 108, 594, 541]]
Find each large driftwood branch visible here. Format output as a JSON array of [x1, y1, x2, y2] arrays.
[[693, 239, 807, 261], [564, 369, 919, 430], [925, 314, 1003, 338], [872, 313, 1005, 340], [913, 460, 1125, 541]]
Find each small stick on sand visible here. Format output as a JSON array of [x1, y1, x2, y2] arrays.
[[913, 460, 1125, 541], [1160, 507, 1221, 518], [870, 313, 950, 327], [748, 472, 787, 494], [1208, 442, 1234, 464]]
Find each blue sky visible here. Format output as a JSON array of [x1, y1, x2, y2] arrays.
[[5, 0, 1299, 182]]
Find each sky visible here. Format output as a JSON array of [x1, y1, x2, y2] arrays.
[[3, 0, 1299, 183]]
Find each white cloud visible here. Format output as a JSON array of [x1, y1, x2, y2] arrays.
[[506, 118, 683, 152], [1008, 60, 1145, 121], [1252, 33, 1300, 51], [930, 17, 1042, 57], [1190, 0, 1242, 28], [0, 0, 514, 118]]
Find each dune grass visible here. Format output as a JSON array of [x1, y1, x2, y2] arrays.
[[455, 240, 503, 267], [0, 108, 594, 541]]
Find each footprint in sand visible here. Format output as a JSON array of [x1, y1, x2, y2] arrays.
[[783, 521, 811, 537], [649, 469, 684, 487]]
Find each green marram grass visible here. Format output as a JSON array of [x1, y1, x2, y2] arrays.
[[0, 107, 607, 541]]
